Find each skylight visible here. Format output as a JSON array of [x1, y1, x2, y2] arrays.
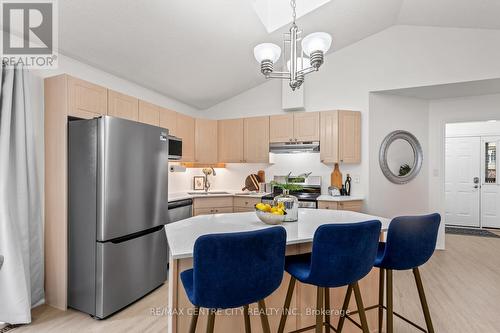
[[252, 0, 331, 33]]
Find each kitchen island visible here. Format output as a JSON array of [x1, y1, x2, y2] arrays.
[[166, 209, 390, 333]]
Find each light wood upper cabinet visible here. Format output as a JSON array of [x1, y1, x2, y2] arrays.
[[269, 114, 294, 143], [294, 112, 320, 141], [108, 90, 139, 121], [176, 113, 195, 162], [338, 111, 361, 163], [138, 100, 160, 126], [244, 116, 270, 163], [68, 76, 107, 119], [320, 110, 361, 164], [270, 112, 319, 142], [320, 111, 339, 163], [159, 108, 177, 136], [195, 118, 218, 163], [218, 119, 244, 163]]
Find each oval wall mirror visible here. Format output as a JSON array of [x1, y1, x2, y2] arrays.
[[379, 130, 423, 184]]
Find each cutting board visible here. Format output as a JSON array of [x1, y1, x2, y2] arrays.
[[242, 174, 260, 191], [331, 163, 343, 189]]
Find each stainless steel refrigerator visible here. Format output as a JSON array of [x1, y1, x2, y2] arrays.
[[68, 116, 169, 318]]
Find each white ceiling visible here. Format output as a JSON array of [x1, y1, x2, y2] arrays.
[[58, 0, 500, 109]]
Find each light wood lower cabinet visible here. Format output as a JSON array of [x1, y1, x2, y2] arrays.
[[68, 76, 107, 119], [194, 207, 233, 216], [318, 200, 363, 212], [233, 197, 261, 211], [108, 90, 139, 121], [193, 196, 234, 216]]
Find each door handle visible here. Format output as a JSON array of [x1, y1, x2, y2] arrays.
[[474, 185, 479, 189]]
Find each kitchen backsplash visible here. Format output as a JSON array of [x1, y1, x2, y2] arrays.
[[168, 153, 363, 196]]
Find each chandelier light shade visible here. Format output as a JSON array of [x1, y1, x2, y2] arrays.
[[253, 43, 282, 63], [253, 0, 332, 90], [254, 43, 282, 75], [301, 32, 332, 56]]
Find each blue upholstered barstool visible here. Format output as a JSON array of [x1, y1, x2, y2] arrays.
[[374, 214, 441, 333], [278, 220, 382, 333], [180, 227, 287, 333]]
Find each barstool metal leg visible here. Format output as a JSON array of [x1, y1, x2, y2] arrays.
[[353, 282, 370, 333], [378, 268, 385, 333], [316, 287, 324, 333], [325, 287, 331, 333], [413, 267, 435, 333], [278, 276, 296, 333], [189, 306, 199, 333], [258, 299, 271, 333], [386, 269, 393, 333], [243, 305, 251, 333], [206, 309, 216, 333], [337, 284, 353, 332]]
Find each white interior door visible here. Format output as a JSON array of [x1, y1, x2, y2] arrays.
[[445, 137, 481, 227], [481, 137, 500, 228]]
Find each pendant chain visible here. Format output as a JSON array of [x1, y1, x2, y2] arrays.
[[291, 0, 296, 24]]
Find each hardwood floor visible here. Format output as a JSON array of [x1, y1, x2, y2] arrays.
[[11, 234, 500, 332]]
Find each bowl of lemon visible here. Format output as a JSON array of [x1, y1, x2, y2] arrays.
[[254, 202, 287, 225]]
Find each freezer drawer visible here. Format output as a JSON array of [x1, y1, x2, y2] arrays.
[[95, 227, 167, 318]]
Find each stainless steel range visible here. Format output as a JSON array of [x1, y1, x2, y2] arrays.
[[261, 175, 321, 208]]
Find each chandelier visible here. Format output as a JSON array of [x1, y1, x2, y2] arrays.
[[253, 0, 332, 90]]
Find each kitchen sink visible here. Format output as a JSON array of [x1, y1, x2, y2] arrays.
[[187, 191, 231, 195]]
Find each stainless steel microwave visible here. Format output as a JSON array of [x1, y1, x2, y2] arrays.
[[168, 135, 182, 160]]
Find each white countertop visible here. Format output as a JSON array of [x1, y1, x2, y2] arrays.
[[168, 190, 270, 202], [165, 209, 390, 259], [317, 195, 365, 202]]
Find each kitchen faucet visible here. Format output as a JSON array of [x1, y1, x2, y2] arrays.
[[202, 167, 216, 192]]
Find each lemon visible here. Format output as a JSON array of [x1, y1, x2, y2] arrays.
[[255, 203, 267, 211]]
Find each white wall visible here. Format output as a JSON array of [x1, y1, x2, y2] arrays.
[[32, 54, 201, 117], [201, 25, 500, 240], [368, 93, 430, 218], [446, 120, 500, 137], [169, 153, 363, 195]]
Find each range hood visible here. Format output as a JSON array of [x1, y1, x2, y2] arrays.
[[269, 141, 320, 154]]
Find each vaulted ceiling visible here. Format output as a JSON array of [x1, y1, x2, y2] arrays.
[[59, 0, 500, 109]]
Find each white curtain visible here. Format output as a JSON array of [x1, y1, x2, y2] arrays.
[[0, 64, 44, 324]]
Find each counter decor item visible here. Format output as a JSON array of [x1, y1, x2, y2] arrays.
[[328, 186, 341, 196], [331, 163, 343, 189], [270, 181, 301, 222], [242, 174, 260, 191], [257, 170, 266, 183], [193, 176, 205, 190], [254, 202, 287, 225], [345, 174, 352, 196]]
